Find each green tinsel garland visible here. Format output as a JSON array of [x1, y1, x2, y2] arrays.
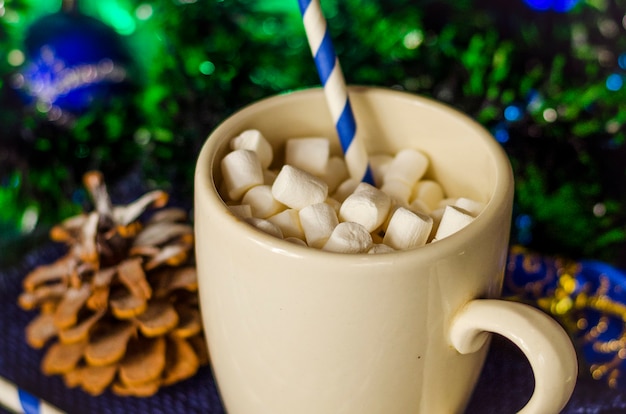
[[1, 0, 625, 267]]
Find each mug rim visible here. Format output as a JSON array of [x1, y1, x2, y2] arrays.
[[194, 86, 514, 262]]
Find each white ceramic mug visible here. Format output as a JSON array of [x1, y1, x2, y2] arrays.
[[194, 87, 577, 414]]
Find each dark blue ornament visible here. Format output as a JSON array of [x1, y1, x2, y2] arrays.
[[17, 11, 134, 115], [523, 0, 580, 12], [504, 247, 626, 389]]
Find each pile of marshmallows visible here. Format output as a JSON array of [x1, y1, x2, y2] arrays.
[[219, 130, 484, 254]]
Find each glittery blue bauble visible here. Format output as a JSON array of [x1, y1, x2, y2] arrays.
[[17, 12, 134, 114], [504, 247, 626, 389]]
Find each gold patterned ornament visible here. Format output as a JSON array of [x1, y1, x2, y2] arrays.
[[18, 171, 209, 397], [504, 245, 626, 390]]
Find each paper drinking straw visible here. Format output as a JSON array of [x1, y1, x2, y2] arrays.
[[297, 0, 375, 184], [0, 376, 64, 414]]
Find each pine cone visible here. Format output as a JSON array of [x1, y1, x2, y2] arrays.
[[18, 171, 209, 397]]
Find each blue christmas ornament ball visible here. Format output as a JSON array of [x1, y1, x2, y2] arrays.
[[523, 0, 580, 12], [16, 12, 135, 115]]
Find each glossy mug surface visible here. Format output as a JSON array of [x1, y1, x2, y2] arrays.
[[194, 87, 577, 414]]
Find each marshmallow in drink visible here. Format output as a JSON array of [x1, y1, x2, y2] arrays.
[[383, 148, 429, 187], [228, 204, 253, 219], [242, 184, 286, 219], [325, 197, 342, 215], [230, 129, 274, 168], [438, 198, 457, 208], [245, 217, 284, 239], [430, 207, 445, 223], [271, 165, 328, 209], [332, 178, 360, 203], [454, 197, 485, 217], [299, 202, 339, 248], [267, 209, 305, 240], [221, 149, 264, 200], [368, 243, 395, 254], [339, 183, 391, 232], [219, 130, 480, 254], [380, 179, 412, 206], [369, 153, 393, 187], [411, 180, 445, 211], [322, 222, 373, 254], [319, 156, 350, 194], [285, 137, 330, 176], [383, 207, 433, 250], [285, 237, 307, 246], [409, 198, 431, 215], [433, 205, 474, 241]]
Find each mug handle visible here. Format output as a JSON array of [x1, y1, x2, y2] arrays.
[[449, 299, 578, 414]]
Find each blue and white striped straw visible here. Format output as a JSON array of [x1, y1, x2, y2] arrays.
[[297, 0, 375, 184], [0, 376, 64, 414]]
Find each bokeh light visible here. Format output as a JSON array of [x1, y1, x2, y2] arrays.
[[606, 74, 623, 91], [199, 61, 215, 76], [96, 2, 136, 35], [504, 105, 523, 122], [7, 49, 24, 66], [135, 3, 153, 20]]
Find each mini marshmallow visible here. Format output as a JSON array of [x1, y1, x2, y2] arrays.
[[299, 203, 339, 248], [245, 217, 284, 239], [319, 156, 350, 194], [438, 198, 457, 209], [221, 149, 264, 200], [454, 197, 486, 217], [285, 137, 330, 176], [409, 198, 431, 215], [325, 197, 342, 215], [430, 207, 445, 224], [332, 178, 360, 203], [433, 205, 474, 241], [384, 148, 429, 187], [369, 153, 393, 187], [368, 243, 396, 254], [242, 185, 286, 219], [271, 165, 328, 210], [227, 204, 252, 219], [339, 183, 391, 232], [411, 180, 445, 211], [285, 237, 307, 246], [322, 222, 373, 254], [384, 207, 433, 250], [230, 129, 273, 168], [380, 179, 412, 206], [267, 209, 305, 239]]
